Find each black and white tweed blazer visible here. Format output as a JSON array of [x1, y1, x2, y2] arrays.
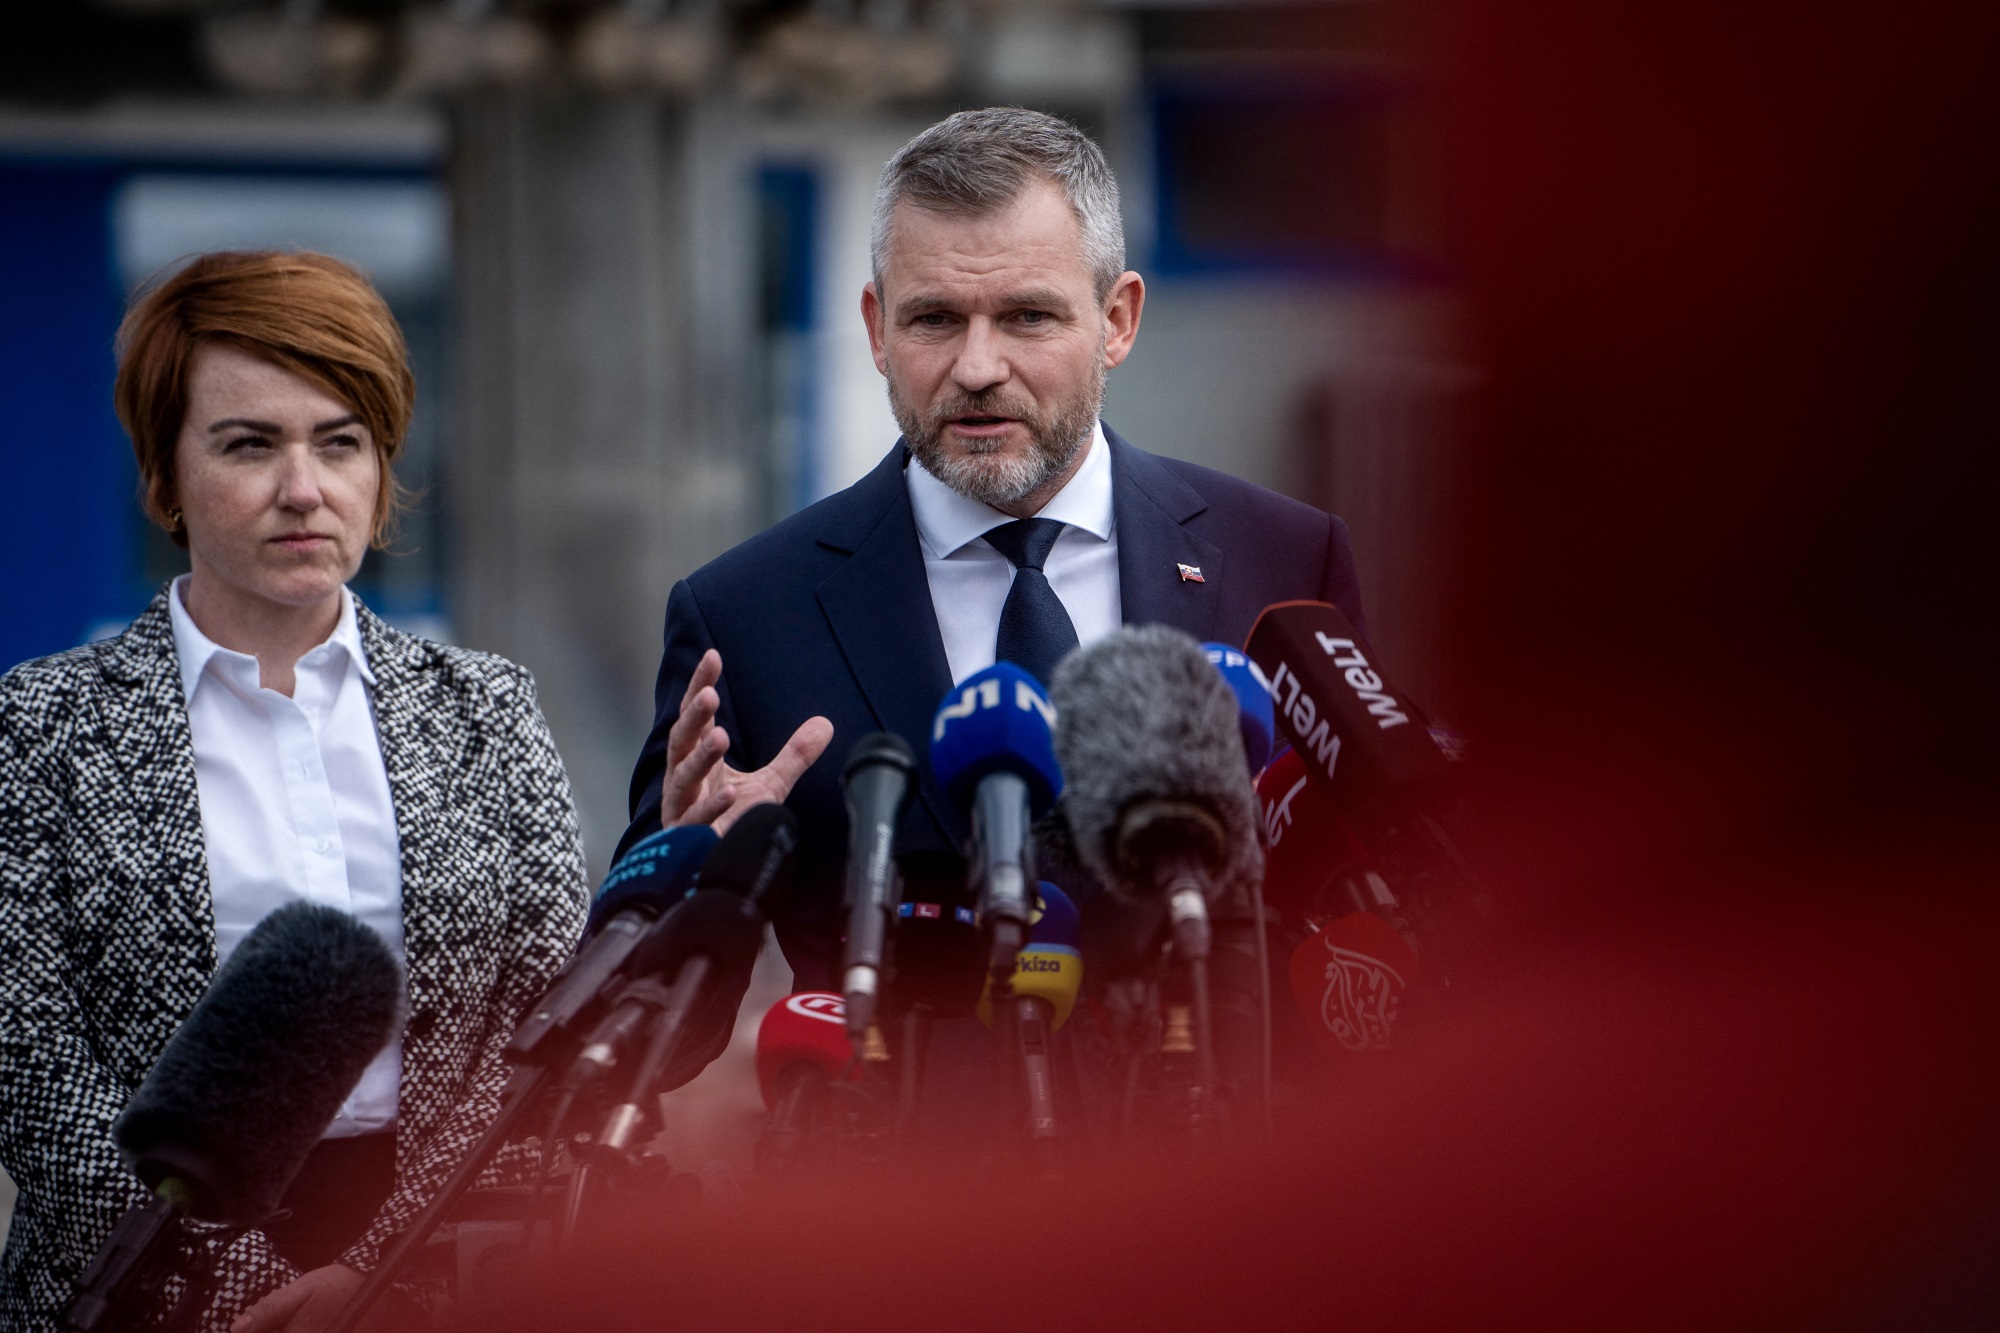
[[0, 588, 588, 1330]]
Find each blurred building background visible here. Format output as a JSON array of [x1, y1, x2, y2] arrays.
[[0, 0, 1460, 1230]]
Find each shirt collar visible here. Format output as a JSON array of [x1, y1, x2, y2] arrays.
[[168, 574, 375, 702], [907, 420, 1114, 560]]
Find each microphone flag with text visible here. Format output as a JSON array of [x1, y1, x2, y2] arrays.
[[929, 661, 1064, 980]]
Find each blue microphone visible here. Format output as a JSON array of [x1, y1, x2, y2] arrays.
[[589, 824, 720, 933], [506, 824, 718, 1067], [930, 662, 1064, 969], [1204, 643, 1276, 776]]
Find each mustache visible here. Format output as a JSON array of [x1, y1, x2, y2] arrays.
[[921, 390, 1042, 427]]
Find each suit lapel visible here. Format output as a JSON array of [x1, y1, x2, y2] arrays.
[[1108, 425, 1226, 644], [813, 445, 960, 844], [101, 592, 220, 980], [355, 606, 459, 1077]]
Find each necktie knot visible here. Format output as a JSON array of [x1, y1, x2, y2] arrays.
[[985, 517, 1066, 572]]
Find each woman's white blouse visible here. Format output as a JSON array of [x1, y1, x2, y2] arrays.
[[168, 575, 404, 1138]]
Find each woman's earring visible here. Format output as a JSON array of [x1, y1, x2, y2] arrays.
[[166, 508, 184, 532]]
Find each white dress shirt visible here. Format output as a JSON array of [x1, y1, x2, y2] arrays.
[[169, 575, 405, 1138], [908, 421, 1122, 686]]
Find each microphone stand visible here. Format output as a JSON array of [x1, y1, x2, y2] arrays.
[[324, 1063, 550, 1333], [561, 956, 714, 1244]]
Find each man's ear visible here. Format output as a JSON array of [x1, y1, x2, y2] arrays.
[[1102, 271, 1145, 370], [862, 282, 890, 376]]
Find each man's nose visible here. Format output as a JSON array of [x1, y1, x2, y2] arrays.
[[949, 318, 1010, 394]]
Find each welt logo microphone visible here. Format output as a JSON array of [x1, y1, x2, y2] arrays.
[[1244, 601, 1453, 827]]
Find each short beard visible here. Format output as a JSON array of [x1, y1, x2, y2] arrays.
[[893, 365, 1105, 510]]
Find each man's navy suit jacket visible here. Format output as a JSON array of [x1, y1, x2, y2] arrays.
[[618, 424, 1365, 989]]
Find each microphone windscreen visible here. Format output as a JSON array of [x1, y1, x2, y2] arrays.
[[700, 803, 801, 915], [114, 902, 402, 1224], [754, 992, 852, 1108], [1257, 748, 1372, 918], [1244, 601, 1450, 819], [1204, 643, 1276, 775], [589, 824, 719, 933], [1049, 625, 1262, 901], [929, 662, 1064, 817], [1288, 912, 1420, 1054]]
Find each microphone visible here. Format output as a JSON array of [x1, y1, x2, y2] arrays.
[[978, 883, 1083, 1148], [929, 662, 1064, 976], [66, 904, 401, 1331], [1049, 626, 1262, 946], [976, 882, 1084, 1032], [753, 992, 852, 1175], [1256, 746, 1372, 919], [593, 806, 795, 1152], [570, 807, 797, 1126], [1203, 643, 1276, 776], [1242, 601, 1453, 830], [1288, 910, 1420, 1054], [841, 733, 917, 1047], [1256, 745, 1420, 1057], [506, 824, 718, 1068], [1244, 600, 1483, 954], [1051, 626, 1266, 1134]]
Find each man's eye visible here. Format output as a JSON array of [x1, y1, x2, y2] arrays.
[[1017, 310, 1049, 325], [916, 313, 951, 327]]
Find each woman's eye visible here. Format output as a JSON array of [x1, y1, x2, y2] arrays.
[[323, 433, 363, 451], [222, 436, 270, 453]]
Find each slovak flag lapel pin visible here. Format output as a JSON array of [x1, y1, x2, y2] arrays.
[[1177, 563, 1205, 583]]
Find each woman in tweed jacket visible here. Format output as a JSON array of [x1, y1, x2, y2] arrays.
[[0, 252, 588, 1331]]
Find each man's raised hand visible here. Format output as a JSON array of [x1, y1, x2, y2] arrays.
[[661, 648, 833, 834]]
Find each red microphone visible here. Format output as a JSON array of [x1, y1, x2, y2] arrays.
[[1257, 747, 1371, 920], [1288, 912, 1419, 1055], [754, 992, 854, 1175], [1257, 749, 1421, 1055]]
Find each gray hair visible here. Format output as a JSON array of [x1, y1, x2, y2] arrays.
[[870, 107, 1127, 301]]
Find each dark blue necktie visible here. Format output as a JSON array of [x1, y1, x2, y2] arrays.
[[986, 517, 1080, 687]]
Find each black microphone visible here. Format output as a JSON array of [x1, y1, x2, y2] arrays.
[[841, 733, 916, 1047], [1244, 600, 1480, 903], [65, 904, 401, 1331], [1243, 600, 1454, 832], [562, 807, 797, 1098], [505, 824, 717, 1069], [582, 806, 799, 1156]]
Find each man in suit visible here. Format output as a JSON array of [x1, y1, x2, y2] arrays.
[[617, 108, 1364, 992]]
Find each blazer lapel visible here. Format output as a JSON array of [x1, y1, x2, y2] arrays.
[[813, 445, 960, 844], [1108, 424, 1226, 644], [356, 607, 459, 1054], [100, 591, 220, 979]]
